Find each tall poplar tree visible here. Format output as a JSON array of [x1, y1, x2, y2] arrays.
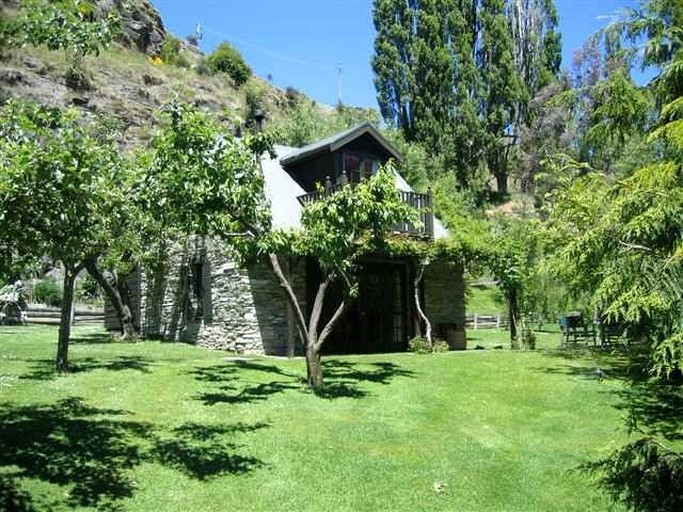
[[372, 0, 561, 195]]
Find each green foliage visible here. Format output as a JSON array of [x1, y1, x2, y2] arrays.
[[207, 41, 251, 87], [408, 335, 432, 354], [0, 98, 135, 368], [0, 99, 131, 269], [160, 35, 190, 68], [582, 438, 683, 512], [432, 338, 449, 352], [408, 336, 448, 353], [372, 0, 561, 192], [33, 277, 62, 307], [264, 165, 418, 279], [272, 96, 322, 146], [382, 130, 443, 191], [487, 215, 543, 347], [271, 96, 380, 147], [6, 0, 120, 86], [139, 101, 271, 244], [76, 273, 101, 302], [546, 160, 683, 376], [194, 56, 211, 76]]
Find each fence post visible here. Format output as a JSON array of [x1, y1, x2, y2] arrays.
[[474, 313, 478, 330], [496, 314, 500, 328]]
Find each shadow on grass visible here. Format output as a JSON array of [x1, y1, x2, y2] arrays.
[[21, 356, 154, 381], [536, 344, 650, 383], [151, 422, 268, 479], [539, 344, 682, 439], [0, 397, 267, 510], [539, 343, 683, 510], [190, 362, 301, 405], [315, 360, 415, 399], [191, 358, 415, 404], [0, 474, 39, 512], [70, 332, 116, 344], [614, 384, 683, 441]]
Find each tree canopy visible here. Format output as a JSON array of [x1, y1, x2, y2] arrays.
[[372, 0, 561, 193], [259, 166, 419, 389], [0, 99, 132, 370]]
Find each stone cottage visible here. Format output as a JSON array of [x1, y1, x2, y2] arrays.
[[105, 123, 466, 355]]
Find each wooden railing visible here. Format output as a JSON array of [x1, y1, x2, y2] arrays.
[[393, 190, 434, 238], [297, 184, 434, 239]]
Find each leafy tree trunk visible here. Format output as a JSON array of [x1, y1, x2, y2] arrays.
[[268, 253, 348, 391], [495, 169, 509, 197], [306, 343, 323, 390], [85, 258, 138, 340], [56, 265, 78, 372], [413, 263, 432, 349]]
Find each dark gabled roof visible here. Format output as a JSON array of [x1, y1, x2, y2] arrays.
[[279, 122, 402, 167]]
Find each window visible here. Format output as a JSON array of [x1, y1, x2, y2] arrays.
[[341, 152, 379, 184]]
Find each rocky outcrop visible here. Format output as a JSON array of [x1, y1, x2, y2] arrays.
[[1, 0, 166, 55], [93, 0, 167, 56], [0, 0, 289, 147]]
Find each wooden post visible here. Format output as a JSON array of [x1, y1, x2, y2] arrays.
[[426, 188, 434, 238], [474, 313, 478, 330], [284, 258, 296, 358], [496, 314, 501, 328]]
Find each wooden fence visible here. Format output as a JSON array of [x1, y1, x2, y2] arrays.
[[22, 304, 104, 326], [466, 314, 509, 330]]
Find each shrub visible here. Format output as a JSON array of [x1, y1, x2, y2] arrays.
[[409, 336, 450, 354], [33, 278, 62, 307], [195, 56, 211, 76], [409, 335, 430, 353], [581, 438, 683, 512], [76, 273, 101, 302], [160, 35, 190, 68], [432, 339, 450, 353], [207, 42, 251, 87], [245, 79, 267, 117], [285, 86, 304, 109]]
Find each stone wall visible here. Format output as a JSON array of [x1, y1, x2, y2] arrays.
[[424, 261, 466, 349], [138, 238, 306, 355], [131, 240, 466, 354]]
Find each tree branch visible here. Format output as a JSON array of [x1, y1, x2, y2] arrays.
[[619, 240, 652, 252], [414, 263, 432, 347], [316, 298, 349, 351], [268, 253, 308, 344], [308, 273, 334, 336]]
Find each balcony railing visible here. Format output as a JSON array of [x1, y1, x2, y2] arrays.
[[297, 180, 434, 239], [394, 190, 434, 238]]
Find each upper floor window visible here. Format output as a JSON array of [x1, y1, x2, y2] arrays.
[[342, 152, 379, 184]]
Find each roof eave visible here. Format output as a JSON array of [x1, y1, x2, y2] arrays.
[[280, 122, 402, 167]]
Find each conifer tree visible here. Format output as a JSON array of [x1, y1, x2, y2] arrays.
[[372, 0, 561, 194]]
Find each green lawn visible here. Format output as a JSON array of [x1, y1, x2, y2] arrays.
[[467, 325, 563, 350], [0, 325, 656, 511]]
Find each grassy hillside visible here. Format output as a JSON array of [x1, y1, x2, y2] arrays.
[[467, 282, 504, 315], [1, 43, 285, 144]]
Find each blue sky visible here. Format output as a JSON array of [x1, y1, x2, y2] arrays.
[[154, 0, 643, 109]]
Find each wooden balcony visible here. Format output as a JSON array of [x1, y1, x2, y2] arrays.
[[297, 183, 434, 239]]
